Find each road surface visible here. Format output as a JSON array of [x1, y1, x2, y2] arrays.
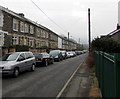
[[2, 53, 87, 98]]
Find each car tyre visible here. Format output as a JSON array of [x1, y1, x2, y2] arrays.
[[13, 68, 19, 77], [58, 58, 60, 62], [51, 59, 54, 64], [44, 60, 48, 66], [30, 64, 35, 71]]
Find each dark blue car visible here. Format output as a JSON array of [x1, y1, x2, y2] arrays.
[[49, 50, 63, 62]]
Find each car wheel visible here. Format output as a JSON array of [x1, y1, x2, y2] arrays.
[[45, 60, 48, 66], [58, 58, 60, 62], [13, 68, 19, 77], [51, 59, 54, 64], [30, 64, 35, 71]]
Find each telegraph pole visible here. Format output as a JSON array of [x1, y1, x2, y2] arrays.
[[68, 32, 69, 51], [78, 38, 80, 50], [88, 8, 91, 52], [79, 38, 80, 44]]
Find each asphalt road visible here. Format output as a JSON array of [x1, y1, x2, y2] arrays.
[[2, 53, 87, 98]]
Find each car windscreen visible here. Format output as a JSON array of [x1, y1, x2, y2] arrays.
[[2, 53, 19, 61], [34, 54, 43, 58], [50, 51, 59, 55]]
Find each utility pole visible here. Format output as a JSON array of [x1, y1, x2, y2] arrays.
[[78, 38, 80, 50], [79, 38, 80, 44], [88, 8, 91, 52], [68, 32, 69, 51]]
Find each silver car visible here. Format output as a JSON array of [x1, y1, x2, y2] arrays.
[[0, 52, 36, 77]]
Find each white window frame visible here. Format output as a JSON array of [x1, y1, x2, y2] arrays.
[[13, 18, 18, 31], [25, 23, 29, 33], [29, 39, 34, 47], [30, 25, 34, 34], [20, 21, 24, 32], [37, 28, 41, 37], [12, 36, 19, 45], [0, 32, 4, 46], [46, 32, 48, 38], [0, 11, 3, 27]]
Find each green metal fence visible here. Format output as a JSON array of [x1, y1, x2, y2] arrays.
[[95, 51, 120, 97]]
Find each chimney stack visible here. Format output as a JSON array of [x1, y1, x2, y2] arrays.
[[18, 13, 24, 17]]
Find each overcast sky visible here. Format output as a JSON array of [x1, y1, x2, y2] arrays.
[[1, 0, 119, 44]]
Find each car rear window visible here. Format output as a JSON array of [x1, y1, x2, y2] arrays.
[[34, 54, 43, 58], [50, 51, 59, 55]]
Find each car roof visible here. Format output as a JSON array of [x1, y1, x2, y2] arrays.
[[8, 51, 33, 54], [50, 50, 60, 52]]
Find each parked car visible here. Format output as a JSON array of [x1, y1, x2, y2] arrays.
[[75, 51, 82, 55], [0, 52, 36, 77], [34, 52, 54, 66], [80, 51, 83, 54], [83, 50, 87, 53], [66, 51, 74, 58], [60, 51, 67, 59], [72, 51, 77, 56], [49, 50, 63, 62]]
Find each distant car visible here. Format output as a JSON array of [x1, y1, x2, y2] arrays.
[[60, 51, 67, 59], [83, 50, 87, 53], [49, 50, 63, 62], [66, 51, 74, 58], [0, 52, 36, 77], [34, 52, 54, 66], [75, 51, 81, 55], [72, 51, 76, 56]]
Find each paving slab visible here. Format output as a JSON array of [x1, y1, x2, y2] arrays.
[[60, 62, 93, 97]]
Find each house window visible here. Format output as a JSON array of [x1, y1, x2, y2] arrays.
[[20, 21, 24, 32], [41, 30, 46, 38], [0, 32, 4, 46], [0, 13, 1, 26], [46, 41, 49, 47], [36, 28, 41, 37], [41, 41, 46, 46], [36, 40, 40, 48], [0, 11, 3, 27], [13, 18, 19, 31], [12, 36, 19, 45], [46, 32, 48, 38], [30, 25, 34, 34], [25, 23, 29, 33], [29, 39, 34, 47], [41, 30, 43, 38], [24, 37, 27, 45]]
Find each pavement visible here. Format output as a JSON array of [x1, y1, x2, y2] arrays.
[[60, 61, 101, 98]]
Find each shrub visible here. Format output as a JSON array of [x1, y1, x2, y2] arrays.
[[91, 37, 120, 53]]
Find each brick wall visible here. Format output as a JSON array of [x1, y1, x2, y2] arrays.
[[2, 11, 13, 33]]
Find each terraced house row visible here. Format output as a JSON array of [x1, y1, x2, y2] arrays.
[[0, 6, 81, 55]]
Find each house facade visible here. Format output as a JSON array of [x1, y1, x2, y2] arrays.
[[106, 29, 120, 44], [0, 6, 58, 54], [0, 6, 81, 55]]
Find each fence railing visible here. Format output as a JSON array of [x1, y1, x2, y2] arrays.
[[95, 51, 120, 97]]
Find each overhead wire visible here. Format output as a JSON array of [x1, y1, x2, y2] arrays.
[[30, 0, 68, 33]]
